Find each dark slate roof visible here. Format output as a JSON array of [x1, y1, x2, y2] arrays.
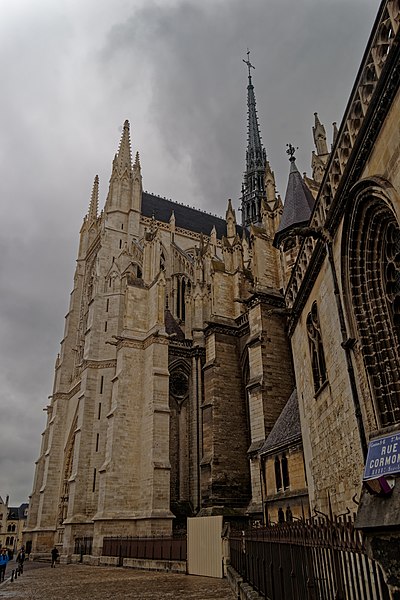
[[18, 504, 28, 519], [142, 192, 243, 239], [259, 390, 301, 455], [275, 160, 315, 242], [7, 503, 28, 520]]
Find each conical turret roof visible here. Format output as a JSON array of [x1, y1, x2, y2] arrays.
[[274, 147, 315, 244]]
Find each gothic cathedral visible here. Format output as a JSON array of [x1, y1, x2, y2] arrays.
[[26, 0, 400, 584]]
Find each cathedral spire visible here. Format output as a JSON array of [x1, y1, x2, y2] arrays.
[[115, 119, 133, 173], [241, 50, 267, 227], [88, 175, 99, 223]]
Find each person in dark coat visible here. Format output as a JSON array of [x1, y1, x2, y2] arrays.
[[51, 547, 59, 568], [16, 547, 26, 573]]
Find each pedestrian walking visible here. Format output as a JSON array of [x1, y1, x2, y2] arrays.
[[16, 547, 26, 574], [51, 546, 59, 568], [0, 548, 9, 582]]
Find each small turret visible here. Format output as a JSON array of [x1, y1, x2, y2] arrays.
[[226, 199, 237, 239], [311, 113, 331, 186], [209, 225, 217, 256], [332, 122, 339, 146], [116, 120, 133, 175], [132, 150, 142, 214], [105, 120, 134, 219], [274, 145, 315, 288], [265, 160, 276, 205], [312, 112, 328, 156], [88, 175, 99, 224]]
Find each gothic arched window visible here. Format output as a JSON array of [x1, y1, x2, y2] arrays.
[[306, 302, 327, 393], [345, 184, 400, 426]]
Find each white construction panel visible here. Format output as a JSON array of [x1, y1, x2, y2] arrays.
[[187, 515, 223, 578]]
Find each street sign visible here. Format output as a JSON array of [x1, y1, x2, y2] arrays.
[[363, 433, 400, 480]]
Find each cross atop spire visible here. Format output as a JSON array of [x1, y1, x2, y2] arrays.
[[242, 49, 255, 82]]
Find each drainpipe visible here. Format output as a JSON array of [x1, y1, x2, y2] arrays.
[[290, 227, 368, 459], [259, 455, 268, 526]]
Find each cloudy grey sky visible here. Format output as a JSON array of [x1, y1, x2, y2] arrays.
[[0, 0, 377, 505]]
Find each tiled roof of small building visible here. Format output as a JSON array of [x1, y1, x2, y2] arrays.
[[142, 192, 242, 239], [259, 389, 301, 455]]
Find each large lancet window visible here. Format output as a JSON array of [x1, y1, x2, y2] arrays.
[[306, 302, 327, 393], [346, 186, 400, 426]]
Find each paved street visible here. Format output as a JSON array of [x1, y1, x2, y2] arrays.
[[0, 562, 235, 599]]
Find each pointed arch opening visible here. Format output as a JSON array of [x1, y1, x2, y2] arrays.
[[168, 360, 191, 516]]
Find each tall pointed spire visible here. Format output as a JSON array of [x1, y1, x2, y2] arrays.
[[116, 119, 133, 173], [88, 175, 99, 223], [241, 50, 267, 227]]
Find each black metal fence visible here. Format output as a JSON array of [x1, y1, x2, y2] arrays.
[[229, 516, 390, 600], [102, 536, 187, 565], [74, 536, 93, 560]]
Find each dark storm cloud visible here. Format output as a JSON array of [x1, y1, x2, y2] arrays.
[[100, 0, 377, 209], [0, 0, 377, 504]]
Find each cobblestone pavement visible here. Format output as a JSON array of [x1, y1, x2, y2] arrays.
[[0, 563, 235, 599]]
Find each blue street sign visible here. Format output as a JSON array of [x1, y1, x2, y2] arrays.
[[363, 433, 400, 480]]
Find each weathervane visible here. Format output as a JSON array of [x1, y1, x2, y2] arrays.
[[286, 143, 298, 162], [243, 48, 255, 78]]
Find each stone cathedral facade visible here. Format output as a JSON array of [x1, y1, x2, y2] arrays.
[[26, 0, 400, 584]]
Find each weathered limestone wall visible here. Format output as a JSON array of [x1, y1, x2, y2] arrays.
[[291, 262, 364, 515], [246, 300, 295, 513], [201, 329, 250, 510]]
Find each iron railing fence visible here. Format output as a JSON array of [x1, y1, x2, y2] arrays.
[[102, 536, 187, 565], [229, 516, 390, 600], [74, 536, 93, 560]]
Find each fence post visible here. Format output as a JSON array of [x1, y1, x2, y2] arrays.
[[305, 545, 317, 600]]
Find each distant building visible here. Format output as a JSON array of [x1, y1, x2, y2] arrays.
[[0, 496, 28, 552]]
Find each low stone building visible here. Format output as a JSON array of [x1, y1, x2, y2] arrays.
[[259, 390, 309, 525]]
